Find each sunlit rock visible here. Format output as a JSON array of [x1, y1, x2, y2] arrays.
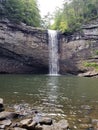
[[20, 118, 37, 129], [0, 119, 12, 129], [0, 98, 4, 112], [13, 127, 27, 130]]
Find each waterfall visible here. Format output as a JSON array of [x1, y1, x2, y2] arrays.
[[48, 30, 59, 75]]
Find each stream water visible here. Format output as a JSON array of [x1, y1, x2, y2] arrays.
[[0, 74, 98, 129]]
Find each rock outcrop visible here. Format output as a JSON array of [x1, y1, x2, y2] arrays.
[[59, 18, 98, 76], [0, 20, 49, 74], [0, 19, 98, 76]]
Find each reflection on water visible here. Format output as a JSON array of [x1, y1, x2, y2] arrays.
[[1, 75, 98, 129], [41, 76, 64, 117], [46, 76, 58, 104]]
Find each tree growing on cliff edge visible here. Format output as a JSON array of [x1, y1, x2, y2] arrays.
[[51, 0, 98, 33], [0, 0, 41, 27]]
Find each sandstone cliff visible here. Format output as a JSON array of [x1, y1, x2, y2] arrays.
[[0, 20, 49, 74]]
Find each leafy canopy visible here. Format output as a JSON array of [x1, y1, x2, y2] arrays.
[[0, 0, 41, 27], [50, 0, 98, 33]]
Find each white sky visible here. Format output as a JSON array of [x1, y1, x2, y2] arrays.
[[38, 0, 64, 17]]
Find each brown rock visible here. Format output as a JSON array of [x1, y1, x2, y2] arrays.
[[42, 119, 69, 130]]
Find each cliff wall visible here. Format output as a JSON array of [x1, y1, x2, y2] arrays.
[[0, 21, 49, 74], [60, 19, 98, 77], [0, 20, 98, 76]]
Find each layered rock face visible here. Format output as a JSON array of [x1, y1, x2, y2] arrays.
[[59, 19, 98, 76], [0, 19, 98, 76], [0, 21, 49, 74]]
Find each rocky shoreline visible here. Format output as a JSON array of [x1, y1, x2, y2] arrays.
[[1, 98, 98, 130], [0, 98, 69, 130]]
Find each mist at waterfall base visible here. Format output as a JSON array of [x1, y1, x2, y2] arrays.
[[48, 30, 59, 76]]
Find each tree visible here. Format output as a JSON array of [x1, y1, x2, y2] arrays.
[[0, 0, 41, 27], [41, 12, 53, 29], [51, 0, 98, 33]]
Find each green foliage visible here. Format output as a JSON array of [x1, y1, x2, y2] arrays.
[[41, 12, 53, 29], [95, 50, 98, 55], [51, 0, 98, 33], [0, 0, 41, 27], [84, 62, 98, 69]]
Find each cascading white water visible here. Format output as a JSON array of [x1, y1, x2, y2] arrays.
[[48, 30, 59, 75]]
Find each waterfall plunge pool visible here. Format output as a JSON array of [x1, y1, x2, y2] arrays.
[[0, 74, 98, 129]]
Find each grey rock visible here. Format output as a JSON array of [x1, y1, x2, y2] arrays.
[[0, 124, 5, 129], [0, 119, 12, 129], [39, 117, 53, 125], [0, 111, 19, 120], [14, 127, 27, 130], [20, 119, 32, 126], [79, 124, 93, 129], [0, 98, 3, 105], [42, 119, 69, 130], [1, 19, 98, 76], [0, 98, 4, 112], [20, 118, 37, 129], [0, 21, 48, 74], [55, 119, 69, 129], [0, 119, 12, 126]]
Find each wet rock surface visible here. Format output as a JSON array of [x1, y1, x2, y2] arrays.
[[1, 98, 98, 130], [0, 98, 69, 130]]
